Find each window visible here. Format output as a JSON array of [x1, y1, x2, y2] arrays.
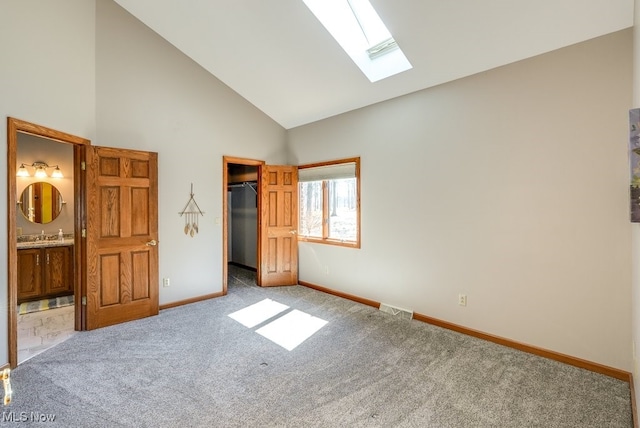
[[301, 0, 412, 82], [298, 157, 360, 248]]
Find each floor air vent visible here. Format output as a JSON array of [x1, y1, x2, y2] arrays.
[[379, 303, 413, 320]]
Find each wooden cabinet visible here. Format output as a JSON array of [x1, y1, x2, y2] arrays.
[[16, 249, 42, 303], [17, 245, 73, 303]]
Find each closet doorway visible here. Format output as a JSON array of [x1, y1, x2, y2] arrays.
[[222, 157, 264, 293]]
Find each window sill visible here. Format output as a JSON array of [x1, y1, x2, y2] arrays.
[[298, 236, 360, 249]]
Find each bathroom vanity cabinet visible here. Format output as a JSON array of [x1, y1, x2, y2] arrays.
[[17, 243, 73, 303]]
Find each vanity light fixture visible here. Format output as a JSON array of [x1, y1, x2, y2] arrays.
[[51, 166, 63, 178], [17, 162, 64, 178], [16, 164, 29, 177]]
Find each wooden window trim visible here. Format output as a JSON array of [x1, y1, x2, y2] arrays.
[[322, 181, 329, 239], [298, 235, 360, 249], [298, 157, 361, 249]]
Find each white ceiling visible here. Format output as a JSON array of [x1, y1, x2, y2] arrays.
[[113, 0, 634, 129]]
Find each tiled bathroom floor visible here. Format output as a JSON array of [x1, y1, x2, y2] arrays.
[[18, 305, 76, 364]]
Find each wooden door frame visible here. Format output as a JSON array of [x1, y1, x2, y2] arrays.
[[222, 156, 264, 293], [7, 117, 90, 368]]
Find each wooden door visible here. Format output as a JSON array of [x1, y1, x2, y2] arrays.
[[260, 165, 298, 286], [33, 183, 43, 224], [85, 146, 159, 330]]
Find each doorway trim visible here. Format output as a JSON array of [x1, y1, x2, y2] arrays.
[[7, 117, 90, 368], [222, 156, 264, 294]]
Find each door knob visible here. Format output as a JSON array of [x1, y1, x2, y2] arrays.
[[289, 230, 297, 235], [146, 239, 158, 246]]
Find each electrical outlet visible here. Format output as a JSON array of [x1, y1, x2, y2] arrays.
[[458, 294, 467, 306], [163, 278, 170, 287]]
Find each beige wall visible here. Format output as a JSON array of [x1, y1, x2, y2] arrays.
[[631, 0, 640, 410], [0, 0, 634, 373], [0, 0, 96, 366], [0, 0, 286, 366], [288, 30, 633, 370], [95, 0, 287, 304]]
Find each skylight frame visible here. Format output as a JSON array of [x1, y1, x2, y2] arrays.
[[302, 0, 412, 82]]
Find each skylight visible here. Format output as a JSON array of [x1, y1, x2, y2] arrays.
[[303, 0, 412, 82]]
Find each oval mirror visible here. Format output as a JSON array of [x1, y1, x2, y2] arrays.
[[18, 182, 63, 224]]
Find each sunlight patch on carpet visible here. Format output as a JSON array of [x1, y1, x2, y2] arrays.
[[228, 298, 289, 328], [256, 309, 328, 351]]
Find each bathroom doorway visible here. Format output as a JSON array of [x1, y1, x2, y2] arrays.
[[8, 118, 160, 367], [8, 118, 90, 367], [16, 133, 76, 363]]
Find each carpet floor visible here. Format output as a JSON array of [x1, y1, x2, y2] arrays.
[[5, 266, 632, 427]]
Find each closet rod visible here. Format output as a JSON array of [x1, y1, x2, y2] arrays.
[[227, 181, 258, 194]]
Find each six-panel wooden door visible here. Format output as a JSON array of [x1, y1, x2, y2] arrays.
[[85, 146, 159, 330], [260, 165, 298, 286]]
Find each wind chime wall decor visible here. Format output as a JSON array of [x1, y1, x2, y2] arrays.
[[179, 183, 204, 237]]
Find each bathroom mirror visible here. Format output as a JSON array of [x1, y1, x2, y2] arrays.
[[18, 182, 63, 224]]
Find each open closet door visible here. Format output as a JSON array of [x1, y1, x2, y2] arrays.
[[84, 146, 159, 330], [260, 165, 298, 286]]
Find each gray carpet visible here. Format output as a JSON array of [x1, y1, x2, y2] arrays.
[[5, 266, 632, 427]]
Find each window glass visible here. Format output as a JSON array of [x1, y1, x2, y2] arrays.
[[299, 181, 323, 238], [298, 158, 360, 248], [328, 178, 357, 241]]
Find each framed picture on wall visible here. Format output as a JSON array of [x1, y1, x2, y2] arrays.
[[630, 108, 640, 222]]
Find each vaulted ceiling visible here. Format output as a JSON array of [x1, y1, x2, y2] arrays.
[[113, 0, 634, 129]]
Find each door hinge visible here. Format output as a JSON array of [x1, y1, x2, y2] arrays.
[[81, 296, 87, 306], [81, 229, 86, 238], [81, 161, 86, 171]]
